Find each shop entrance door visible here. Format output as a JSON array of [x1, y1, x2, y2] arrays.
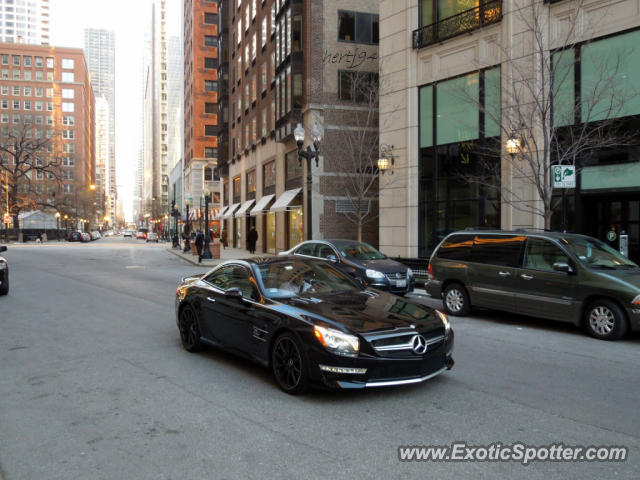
[[583, 194, 640, 264]]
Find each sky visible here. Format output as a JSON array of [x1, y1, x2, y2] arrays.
[[50, 0, 182, 222]]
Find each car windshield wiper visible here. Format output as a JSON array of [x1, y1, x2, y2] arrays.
[[591, 264, 616, 270]]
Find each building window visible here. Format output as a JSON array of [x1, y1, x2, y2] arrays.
[[246, 169, 256, 196], [338, 11, 379, 44], [261, 63, 267, 92], [62, 58, 74, 69], [204, 35, 218, 47], [62, 143, 75, 153], [62, 170, 74, 180], [35, 56, 43, 67], [46, 57, 54, 69], [205, 125, 217, 136], [204, 166, 214, 181], [62, 88, 74, 99], [12, 55, 20, 66], [285, 149, 303, 182], [62, 72, 74, 82], [204, 57, 217, 69], [12, 86, 19, 96], [35, 87, 43, 97], [63, 184, 74, 193], [204, 12, 217, 24], [262, 17, 267, 47], [23, 86, 31, 96], [1, 55, 7, 65], [62, 102, 74, 112], [205, 80, 217, 91], [205, 147, 217, 158], [205, 102, 216, 114], [62, 116, 75, 126], [338, 70, 378, 102], [62, 129, 74, 139], [233, 176, 241, 203]]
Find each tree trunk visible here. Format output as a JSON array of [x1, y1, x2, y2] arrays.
[[357, 220, 362, 242]]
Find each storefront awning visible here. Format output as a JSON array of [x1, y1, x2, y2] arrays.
[[234, 199, 256, 217], [270, 188, 302, 213], [216, 206, 229, 220], [223, 203, 240, 218], [249, 194, 275, 216]]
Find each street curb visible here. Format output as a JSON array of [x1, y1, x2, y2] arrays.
[[165, 248, 215, 267]]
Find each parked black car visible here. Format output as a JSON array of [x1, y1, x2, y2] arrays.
[[0, 245, 8, 295], [66, 231, 83, 242], [279, 239, 415, 295], [427, 230, 640, 340], [175, 257, 454, 394]]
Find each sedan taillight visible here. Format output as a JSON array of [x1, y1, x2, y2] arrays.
[[428, 263, 434, 280]]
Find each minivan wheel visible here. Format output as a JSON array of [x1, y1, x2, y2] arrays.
[[585, 300, 628, 341], [443, 283, 470, 316]]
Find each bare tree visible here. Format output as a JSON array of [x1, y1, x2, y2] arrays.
[[455, 0, 638, 229], [325, 70, 396, 242], [0, 124, 62, 229]]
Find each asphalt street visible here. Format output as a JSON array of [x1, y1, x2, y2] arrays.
[[0, 237, 638, 480]]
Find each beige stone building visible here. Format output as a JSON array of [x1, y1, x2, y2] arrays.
[[380, 0, 640, 263]]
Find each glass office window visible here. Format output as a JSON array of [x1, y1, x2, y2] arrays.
[[419, 85, 433, 148], [484, 67, 501, 137], [552, 49, 575, 127], [436, 73, 479, 145]]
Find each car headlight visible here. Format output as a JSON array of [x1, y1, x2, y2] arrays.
[[407, 268, 414, 278], [365, 269, 385, 280], [435, 309, 451, 334], [633, 294, 640, 305], [314, 325, 359, 356], [0, 261, 6, 270]]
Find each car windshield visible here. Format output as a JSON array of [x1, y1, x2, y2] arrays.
[[255, 260, 361, 299], [339, 242, 386, 260], [561, 237, 638, 269]]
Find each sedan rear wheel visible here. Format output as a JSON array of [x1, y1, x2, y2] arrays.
[[443, 283, 470, 316], [271, 333, 308, 395], [585, 300, 628, 340], [0, 270, 8, 295], [178, 305, 203, 352]]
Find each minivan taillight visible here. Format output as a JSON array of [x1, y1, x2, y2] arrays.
[[428, 263, 434, 280]]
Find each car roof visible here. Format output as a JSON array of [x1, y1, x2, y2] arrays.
[[446, 229, 596, 241], [228, 255, 326, 267]]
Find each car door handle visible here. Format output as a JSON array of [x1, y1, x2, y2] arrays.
[[498, 271, 511, 277], [206, 297, 216, 303], [520, 274, 534, 280]]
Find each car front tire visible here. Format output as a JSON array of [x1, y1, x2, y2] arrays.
[[0, 270, 8, 295], [585, 299, 628, 340], [271, 333, 308, 395], [178, 304, 204, 352], [443, 283, 470, 316]]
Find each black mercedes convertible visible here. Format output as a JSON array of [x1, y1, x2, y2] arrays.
[[175, 256, 454, 394]]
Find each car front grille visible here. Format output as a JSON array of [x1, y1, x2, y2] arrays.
[[385, 272, 407, 281], [371, 332, 445, 357]]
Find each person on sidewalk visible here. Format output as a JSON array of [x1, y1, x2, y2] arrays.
[[247, 226, 258, 254], [220, 229, 228, 249], [195, 230, 204, 263]]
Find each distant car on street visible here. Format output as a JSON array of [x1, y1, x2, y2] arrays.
[[279, 239, 415, 295], [0, 245, 8, 295], [90, 231, 101, 241], [146, 232, 159, 243], [175, 257, 453, 394], [137, 231, 147, 240], [80, 232, 91, 242], [66, 231, 83, 242], [123, 230, 133, 238]]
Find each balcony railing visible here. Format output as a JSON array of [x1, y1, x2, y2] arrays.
[[412, 1, 502, 49]]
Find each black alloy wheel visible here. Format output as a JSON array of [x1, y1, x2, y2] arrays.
[[585, 299, 628, 341], [272, 333, 308, 394], [178, 305, 203, 352]]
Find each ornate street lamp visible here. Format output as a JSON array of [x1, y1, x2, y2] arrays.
[[294, 122, 323, 240], [505, 136, 520, 157], [202, 187, 212, 259], [378, 144, 395, 174]]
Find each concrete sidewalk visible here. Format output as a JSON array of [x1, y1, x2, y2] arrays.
[[166, 242, 273, 267]]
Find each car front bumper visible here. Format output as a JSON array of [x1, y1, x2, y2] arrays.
[[626, 306, 640, 331], [367, 278, 416, 295], [307, 330, 454, 389]]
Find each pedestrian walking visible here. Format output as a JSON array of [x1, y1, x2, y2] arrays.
[[195, 230, 204, 263], [247, 226, 258, 254], [221, 229, 228, 249]]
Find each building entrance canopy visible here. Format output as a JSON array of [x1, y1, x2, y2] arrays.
[[270, 188, 302, 213], [235, 199, 256, 217], [223, 203, 241, 218], [250, 194, 275, 216], [216, 206, 229, 220]]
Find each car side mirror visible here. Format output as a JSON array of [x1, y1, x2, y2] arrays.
[[327, 254, 338, 263], [553, 262, 573, 274], [225, 287, 244, 299], [0, 246, 6, 253]]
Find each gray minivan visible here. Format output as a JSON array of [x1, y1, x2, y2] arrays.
[[427, 230, 640, 340]]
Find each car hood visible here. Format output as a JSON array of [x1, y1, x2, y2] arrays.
[[346, 258, 408, 273], [279, 289, 443, 335], [593, 268, 640, 291]]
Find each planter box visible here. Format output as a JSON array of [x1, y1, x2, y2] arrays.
[[209, 240, 220, 259]]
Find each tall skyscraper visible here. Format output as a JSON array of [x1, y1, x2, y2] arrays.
[[83, 28, 116, 225], [0, 0, 49, 45]]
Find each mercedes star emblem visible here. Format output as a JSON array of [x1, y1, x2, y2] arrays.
[[411, 335, 428, 355]]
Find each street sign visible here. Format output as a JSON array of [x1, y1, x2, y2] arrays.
[[552, 165, 576, 188], [3, 213, 10, 224]]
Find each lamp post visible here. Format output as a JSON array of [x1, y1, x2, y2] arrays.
[[378, 144, 395, 174], [294, 122, 323, 241], [202, 188, 212, 259], [183, 204, 191, 252]]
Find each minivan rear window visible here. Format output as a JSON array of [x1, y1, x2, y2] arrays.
[[471, 235, 525, 267], [437, 234, 474, 260]]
